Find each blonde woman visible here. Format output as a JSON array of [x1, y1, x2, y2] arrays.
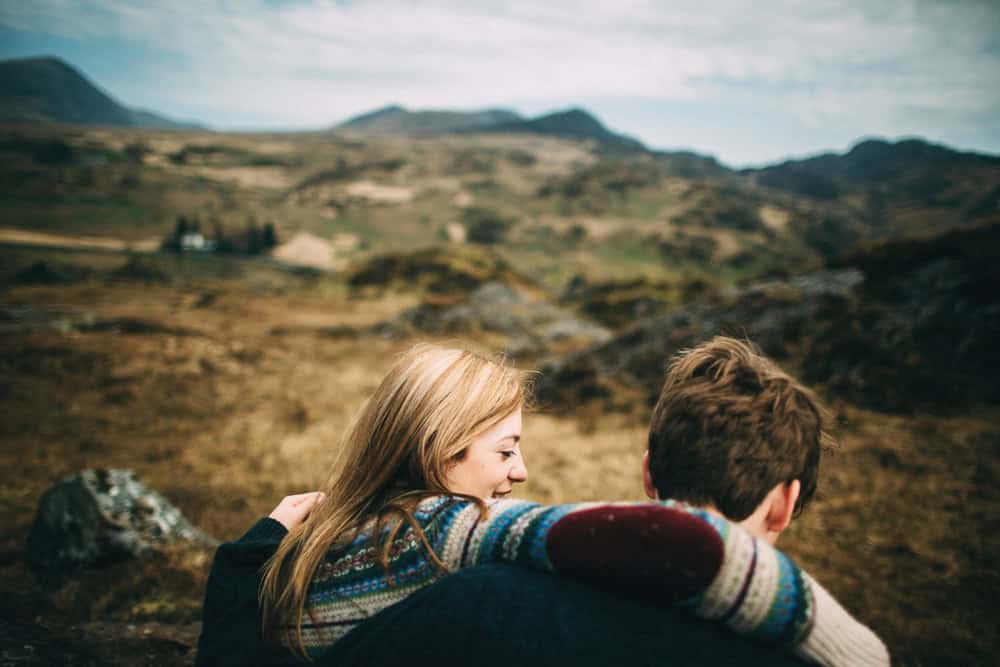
[[196, 343, 885, 667]]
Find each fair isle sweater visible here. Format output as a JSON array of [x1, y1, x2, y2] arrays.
[[296, 496, 888, 667]]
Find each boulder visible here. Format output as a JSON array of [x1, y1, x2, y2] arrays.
[[26, 469, 216, 576], [376, 282, 611, 357], [13, 260, 87, 285], [107, 256, 171, 284]]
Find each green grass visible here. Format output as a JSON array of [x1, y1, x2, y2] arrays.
[[621, 191, 669, 220], [594, 237, 662, 267], [0, 124, 832, 289]]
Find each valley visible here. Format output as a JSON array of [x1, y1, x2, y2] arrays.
[[1, 118, 998, 666]]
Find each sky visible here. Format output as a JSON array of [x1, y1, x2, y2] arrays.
[[1, 0, 998, 167]]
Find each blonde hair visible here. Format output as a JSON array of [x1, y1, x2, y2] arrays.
[[259, 343, 529, 659]]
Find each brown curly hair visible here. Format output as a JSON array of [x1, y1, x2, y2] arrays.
[[647, 336, 833, 521]]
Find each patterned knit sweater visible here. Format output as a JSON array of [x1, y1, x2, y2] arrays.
[[296, 496, 888, 667]]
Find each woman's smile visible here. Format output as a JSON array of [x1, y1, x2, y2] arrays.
[[446, 410, 527, 500]]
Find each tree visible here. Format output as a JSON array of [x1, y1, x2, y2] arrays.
[[462, 207, 514, 245], [162, 215, 189, 252], [262, 223, 278, 249], [246, 220, 261, 255]]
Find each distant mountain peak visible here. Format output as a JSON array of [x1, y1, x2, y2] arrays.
[[548, 107, 601, 121], [7, 55, 72, 69], [523, 108, 609, 134], [336, 103, 643, 152], [12, 55, 68, 70], [357, 104, 407, 118], [337, 105, 522, 135], [486, 107, 645, 153], [0, 55, 200, 129]]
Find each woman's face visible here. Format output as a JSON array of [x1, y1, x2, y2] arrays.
[[445, 409, 527, 500]]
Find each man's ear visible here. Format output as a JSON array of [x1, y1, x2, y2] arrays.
[[765, 479, 801, 537], [642, 451, 658, 500]]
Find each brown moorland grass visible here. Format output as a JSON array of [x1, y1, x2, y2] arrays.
[[0, 245, 996, 665]]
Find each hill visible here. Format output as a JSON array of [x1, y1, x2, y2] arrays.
[[336, 105, 523, 134], [746, 138, 1000, 196], [652, 150, 732, 179], [0, 56, 199, 129], [338, 104, 645, 153], [2, 229, 998, 666], [538, 220, 1000, 415], [5, 119, 997, 287], [482, 107, 646, 153], [742, 138, 1000, 246]]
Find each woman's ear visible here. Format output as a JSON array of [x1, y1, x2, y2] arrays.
[[642, 451, 659, 500]]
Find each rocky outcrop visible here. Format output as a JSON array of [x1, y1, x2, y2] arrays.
[[376, 282, 611, 357], [559, 276, 707, 330], [347, 245, 529, 295], [802, 221, 1000, 412], [27, 469, 215, 576], [13, 260, 89, 285], [106, 256, 172, 284], [535, 269, 862, 412], [537, 221, 1000, 415], [0, 304, 199, 336]]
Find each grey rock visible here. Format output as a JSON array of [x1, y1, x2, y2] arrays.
[[376, 282, 611, 356], [13, 260, 88, 285], [27, 468, 216, 576], [535, 269, 863, 411], [0, 304, 98, 334]]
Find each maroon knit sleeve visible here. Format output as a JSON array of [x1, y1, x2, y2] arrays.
[[545, 505, 724, 603]]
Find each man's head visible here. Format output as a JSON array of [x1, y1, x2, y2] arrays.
[[643, 336, 830, 543]]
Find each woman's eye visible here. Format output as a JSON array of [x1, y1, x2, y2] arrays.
[[500, 450, 515, 459]]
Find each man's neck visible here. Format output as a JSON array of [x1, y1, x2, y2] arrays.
[[692, 502, 773, 544]]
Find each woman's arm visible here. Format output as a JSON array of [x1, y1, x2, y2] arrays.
[[421, 497, 888, 667], [195, 517, 296, 667], [196, 492, 324, 667]]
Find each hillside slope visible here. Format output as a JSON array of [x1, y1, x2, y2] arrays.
[[337, 105, 522, 134], [742, 138, 1000, 247], [483, 107, 645, 153], [339, 104, 645, 153], [0, 56, 198, 129]]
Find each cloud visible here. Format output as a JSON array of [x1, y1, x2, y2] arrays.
[[2, 0, 998, 161]]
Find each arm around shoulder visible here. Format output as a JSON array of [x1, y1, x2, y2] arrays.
[[196, 518, 299, 667], [542, 502, 890, 667], [428, 498, 888, 667]]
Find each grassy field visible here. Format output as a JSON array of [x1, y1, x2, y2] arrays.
[[0, 243, 996, 665], [1, 121, 998, 664], [0, 123, 835, 292]]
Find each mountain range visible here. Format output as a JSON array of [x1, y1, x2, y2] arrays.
[[0, 56, 199, 129], [337, 104, 646, 154], [336, 105, 522, 134], [3, 54, 999, 203]]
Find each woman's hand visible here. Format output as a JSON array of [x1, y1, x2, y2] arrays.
[[268, 491, 325, 530]]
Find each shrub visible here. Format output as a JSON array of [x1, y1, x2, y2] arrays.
[[462, 206, 515, 244]]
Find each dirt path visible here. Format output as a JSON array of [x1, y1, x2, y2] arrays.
[[0, 228, 160, 253]]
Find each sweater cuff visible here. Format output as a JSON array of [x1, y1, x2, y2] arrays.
[[239, 517, 289, 543], [794, 574, 890, 667]]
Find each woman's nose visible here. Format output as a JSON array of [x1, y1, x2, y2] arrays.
[[509, 457, 528, 483]]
